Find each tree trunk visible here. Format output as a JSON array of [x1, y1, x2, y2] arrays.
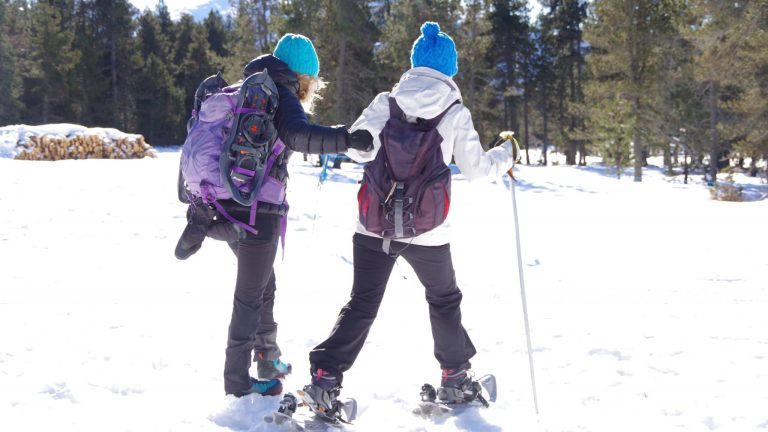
[[664, 138, 672, 175], [567, 60, 577, 165], [334, 36, 347, 123], [708, 80, 720, 183], [632, 96, 642, 182], [542, 108, 549, 166], [110, 21, 119, 128], [524, 90, 530, 165]]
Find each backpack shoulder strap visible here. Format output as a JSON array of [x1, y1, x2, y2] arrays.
[[388, 96, 406, 120], [420, 99, 461, 129]]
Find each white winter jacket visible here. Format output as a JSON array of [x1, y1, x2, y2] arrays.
[[347, 67, 516, 246]]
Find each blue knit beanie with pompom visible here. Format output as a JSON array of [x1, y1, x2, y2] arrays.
[[273, 33, 320, 77], [410, 22, 458, 77]]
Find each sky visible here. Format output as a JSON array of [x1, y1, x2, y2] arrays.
[[127, 0, 545, 21]]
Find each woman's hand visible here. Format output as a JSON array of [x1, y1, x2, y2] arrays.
[[348, 129, 374, 152]]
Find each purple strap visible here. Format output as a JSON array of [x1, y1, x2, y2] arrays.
[[234, 107, 265, 114], [200, 183, 259, 236], [248, 139, 287, 226], [233, 165, 256, 177]]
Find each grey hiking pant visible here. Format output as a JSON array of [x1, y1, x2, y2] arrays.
[[223, 214, 282, 395], [309, 233, 476, 383]]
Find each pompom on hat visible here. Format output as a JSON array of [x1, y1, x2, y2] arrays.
[[273, 33, 320, 77], [410, 22, 458, 77]]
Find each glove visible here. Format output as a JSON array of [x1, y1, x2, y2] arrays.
[[348, 129, 374, 152], [498, 131, 521, 166], [174, 200, 217, 260]]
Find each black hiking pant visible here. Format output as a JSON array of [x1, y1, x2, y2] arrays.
[[223, 214, 282, 395], [309, 233, 476, 383]]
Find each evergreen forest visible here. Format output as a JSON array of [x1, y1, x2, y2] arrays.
[[1, 0, 766, 181]]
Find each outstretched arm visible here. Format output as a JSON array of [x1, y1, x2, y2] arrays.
[[274, 85, 349, 155], [346, 92, 391, 163], [450, 107, 515, 181]]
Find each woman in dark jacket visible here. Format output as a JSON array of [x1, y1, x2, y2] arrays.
[[175, 34, 372, 398]]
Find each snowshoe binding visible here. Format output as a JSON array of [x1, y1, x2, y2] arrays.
[[297, 369, 357, 425], [264, 393, 304, 430], [413, 371, 497, 419], [219, 70, 280, 206]]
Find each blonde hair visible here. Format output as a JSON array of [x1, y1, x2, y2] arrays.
[[297, 74, 326, 114]]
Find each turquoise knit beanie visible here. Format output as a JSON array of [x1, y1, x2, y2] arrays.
[[273, 33, 320, 77], [410, 22, 458, 77]]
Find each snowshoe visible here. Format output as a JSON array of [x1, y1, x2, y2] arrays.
[[297, 384, 357, 425], [187, 72, 229, 132], [413, 374, 496, 419], [265, 391, 356, 431], [219, 70, 279, 206]]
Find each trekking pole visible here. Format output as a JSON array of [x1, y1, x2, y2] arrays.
[[500, 132, 540, 415]]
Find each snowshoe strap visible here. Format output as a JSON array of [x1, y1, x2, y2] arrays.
[[234, 107, 265, 115]]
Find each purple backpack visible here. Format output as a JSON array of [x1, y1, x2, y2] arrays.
[[180, 71, 286, 236], [357, 97, 458, 253]]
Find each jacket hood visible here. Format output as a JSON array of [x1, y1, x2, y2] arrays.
[[390, 67, 463, 119], [243, 54, 300, 95]]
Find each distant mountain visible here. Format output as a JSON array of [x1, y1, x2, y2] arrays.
[[177, 0, 233, 21]]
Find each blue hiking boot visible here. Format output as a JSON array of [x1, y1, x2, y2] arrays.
[[257, 358, 292, 380], [232, 377, 282, 398]]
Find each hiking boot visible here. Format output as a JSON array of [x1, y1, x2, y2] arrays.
[[257, 358, 292, 380], [299, 368, 341, 417], [437, 368, 474, 403], [231, 377, 282, 398]]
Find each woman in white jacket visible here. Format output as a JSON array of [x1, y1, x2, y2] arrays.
[[300, 22, 517, 417]]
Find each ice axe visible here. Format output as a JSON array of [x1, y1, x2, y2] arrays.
[[490, 131, 539, 414]]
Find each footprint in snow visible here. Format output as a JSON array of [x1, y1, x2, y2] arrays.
[[588, 348, 631, 361]]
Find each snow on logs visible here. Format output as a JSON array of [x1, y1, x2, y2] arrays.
[[2, 124, 157, 161], [15, 134, 155, 161]]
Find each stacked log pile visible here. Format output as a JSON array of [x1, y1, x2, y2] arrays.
[[14, 134, 156, 161]]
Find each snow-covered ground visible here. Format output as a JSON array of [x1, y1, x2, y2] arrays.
[[1, 146, 767, 432]]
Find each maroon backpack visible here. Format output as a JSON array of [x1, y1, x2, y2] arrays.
[[357, 97, 459, 254]]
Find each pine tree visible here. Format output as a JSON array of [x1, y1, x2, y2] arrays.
[[178, 25, 220, 113], [0, 0, 21, 124], [685, 0, 747, 183], [583, 0, 677, 181], [457, 0, 497, 144], [133, 8, 185, 145], [21, 0, 81, 123], [489, 0, 531, 151], [532, 21, 558, 165], [172, 14, 196, 65], [312, 0, 379, 126], [204, 9, 231, 57], [376, 0, 463, 84], [491, 0, 530, 141], [227, 0, 278, 81], [691, 0, 768, 181], [734, 1, 768, 180], [91, 0, 138, 130], [155, 0, 175, 49]]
